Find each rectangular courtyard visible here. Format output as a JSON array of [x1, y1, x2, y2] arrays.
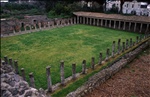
[[1, 24, 140, 89]]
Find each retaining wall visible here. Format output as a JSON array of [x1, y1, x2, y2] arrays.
[[66, 38, 150, 97]]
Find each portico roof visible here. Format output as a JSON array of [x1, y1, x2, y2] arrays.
[[73, 11, 150, 23]]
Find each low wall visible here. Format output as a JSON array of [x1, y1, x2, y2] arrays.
[[66, 38, 150, 97], [1, 61, 49, 97], [1, 17, 76, 38]]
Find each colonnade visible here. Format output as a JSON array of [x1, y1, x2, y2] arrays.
[[76, 16, 150, 34]]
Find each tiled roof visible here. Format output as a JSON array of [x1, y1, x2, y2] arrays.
[[73, 12, 150, 23]]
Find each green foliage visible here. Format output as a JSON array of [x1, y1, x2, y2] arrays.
[[2, 3, 36, 11], [1, 14, 11, 18], [1, 25, 139, 90], [111, 4, 119, 13], [47, 1, 73, 18], [105, 4, 119, 14], [14, 16, 24, 19], [47, 1, 103, 19], [1, 3, 44, 18]]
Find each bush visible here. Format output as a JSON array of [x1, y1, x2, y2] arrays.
[[1, 14, 11, 18], [110, 4, 119, 13], [47, 1, 74, 18]]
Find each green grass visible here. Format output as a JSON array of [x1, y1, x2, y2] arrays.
[[1, 24, 140, 89]]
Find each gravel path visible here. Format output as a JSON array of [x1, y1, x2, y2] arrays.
[[86, 48, 150, 97]]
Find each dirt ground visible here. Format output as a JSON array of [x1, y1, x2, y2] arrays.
[[86, 48, 150, 97]]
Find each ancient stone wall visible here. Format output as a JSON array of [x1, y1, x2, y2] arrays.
[[1, 60, 48, 97], [1, 16, 76, 37]]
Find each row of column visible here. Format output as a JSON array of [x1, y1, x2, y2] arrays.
[[77, 16, 150, 33], [13, 17, 77, 34], [3, 34, 150, 93]]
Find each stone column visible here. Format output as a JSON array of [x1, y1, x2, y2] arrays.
[[14, 60, 19, 74], [109, 20, 111, 28], [74, 17, 76, 24], [122, 42, 125, 52], [63, 20, 65, 26], [105, 48, 110, 61], [9, 58, 13, 67], [112, 41, 115, 57], [34, 24, 37, 29], [64, 19, 66, 26], [90, 18, 92, 25], [126, 39, 129, 49], [97, 19, 99, 26], [52, 21, 54, 27], [86, 17, 89, 25], [60, 60, 65, 86], [123, 22, 126, 30], [39, 23, 42, 29], [114, 21, 116, 29], [119, 21, 121, 29], [83, 17, 85, 24], [67, 19, 70, 25], [139, 35, 142, 42], [146, 24, 149, 32], [130, 38, 132, 47], [82, 60, 86, 74], [24, 26, 26, 31], [129, 22, 131, 31], [48, 22, 50, 28], [93, 18, 95, 25], [29, 25, 32, 30], [44, 23, 47, 28], [98, 53, 102, 65], [71, 18, 73, 25], [134, 23, 137, 32], [91, 57, 95, 70], [21, 68, 26, 81], [13, 30, 16, 34], [72, 63, 76, 80], [29, 72, 35, 88], [140, 23, 143, 33], [4, 56, 8, 64], [46, 66, 52, 92], [77, 16, 79, 24], [117, 39, 121, 54]]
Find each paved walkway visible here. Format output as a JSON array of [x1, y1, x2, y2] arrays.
[[85, 48, 150, 97]]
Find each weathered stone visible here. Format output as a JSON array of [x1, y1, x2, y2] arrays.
[[1, 58, 47, 97], [24, 90, 32, 97], [72, 63, 76, 80], [98, 53, 102, 65], [82, 60, 86, 74], [46, 66, 52, 92], [8, 87, 18, 96], [91, 57, 95, 70], [2, 90, 13, 97], [60, 60, 65, 86]]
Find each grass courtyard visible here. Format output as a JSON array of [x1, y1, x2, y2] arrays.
[[1, 24, 140, 89]]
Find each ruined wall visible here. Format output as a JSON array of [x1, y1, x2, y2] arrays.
[[1, 61, 48, 97], [1, 16, 75, 37]]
